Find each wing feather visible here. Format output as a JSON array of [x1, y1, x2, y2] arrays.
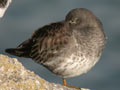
[[30, 22, 71, 63]]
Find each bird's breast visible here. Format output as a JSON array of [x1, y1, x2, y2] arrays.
[[43, 48, 100, 78]]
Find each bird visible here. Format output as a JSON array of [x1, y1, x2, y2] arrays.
[[0, 0, 12, 18], [5, 8, 106, 89]]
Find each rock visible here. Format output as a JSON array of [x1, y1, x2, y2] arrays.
[[0, 54, 90, 90]]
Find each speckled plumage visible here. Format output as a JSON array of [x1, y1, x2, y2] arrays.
[[5, 8, 106, 78], [0, 0, 12, 18], [0, 0, 7, 8]]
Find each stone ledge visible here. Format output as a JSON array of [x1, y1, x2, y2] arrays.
[[0, 54, 90, 90]]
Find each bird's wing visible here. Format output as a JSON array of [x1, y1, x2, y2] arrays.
[[0, 0, 12, 18], [30, 22, 72, 63]]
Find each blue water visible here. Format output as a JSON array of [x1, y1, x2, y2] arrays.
[[0, 0, 120, 90]]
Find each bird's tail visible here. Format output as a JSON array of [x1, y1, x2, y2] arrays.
[[5, 48, 28, 57], [5, 39, 32, 58]]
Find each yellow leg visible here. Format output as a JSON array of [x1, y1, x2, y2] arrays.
[[62, 78, 81, 90], [62, 78, 67, 86]]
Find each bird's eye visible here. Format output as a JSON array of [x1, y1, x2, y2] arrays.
[[69, 20, 76, 24], [69, 18, 78, 24]]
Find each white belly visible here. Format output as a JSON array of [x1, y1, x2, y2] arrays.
[[44, 53, 100, 78]]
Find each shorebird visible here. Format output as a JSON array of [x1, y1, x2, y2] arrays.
[[5, 8, 106, 89], [0, 0, 12, 18]]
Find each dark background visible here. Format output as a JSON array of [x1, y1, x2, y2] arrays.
[[0, 0, 120, 90]]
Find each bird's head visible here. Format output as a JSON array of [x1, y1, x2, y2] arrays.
[[65, 8, 102, 29]]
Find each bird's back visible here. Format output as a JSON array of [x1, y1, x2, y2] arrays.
[[5, 21, 72, 61]]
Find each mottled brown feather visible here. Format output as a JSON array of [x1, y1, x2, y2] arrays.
[[30, 22, 71, 63]]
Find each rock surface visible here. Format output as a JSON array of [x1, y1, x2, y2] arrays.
[[0, 54, 90, 90]]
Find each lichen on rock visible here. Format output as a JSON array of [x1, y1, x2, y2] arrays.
[[0, 54, 90, 90]]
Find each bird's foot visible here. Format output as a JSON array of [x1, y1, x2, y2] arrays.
[[62, 78, 81, 90], [64, 85, 81, 90]]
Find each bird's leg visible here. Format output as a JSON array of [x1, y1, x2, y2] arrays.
[[62, 78, 81, 90], [62, 78, 67, 86]]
